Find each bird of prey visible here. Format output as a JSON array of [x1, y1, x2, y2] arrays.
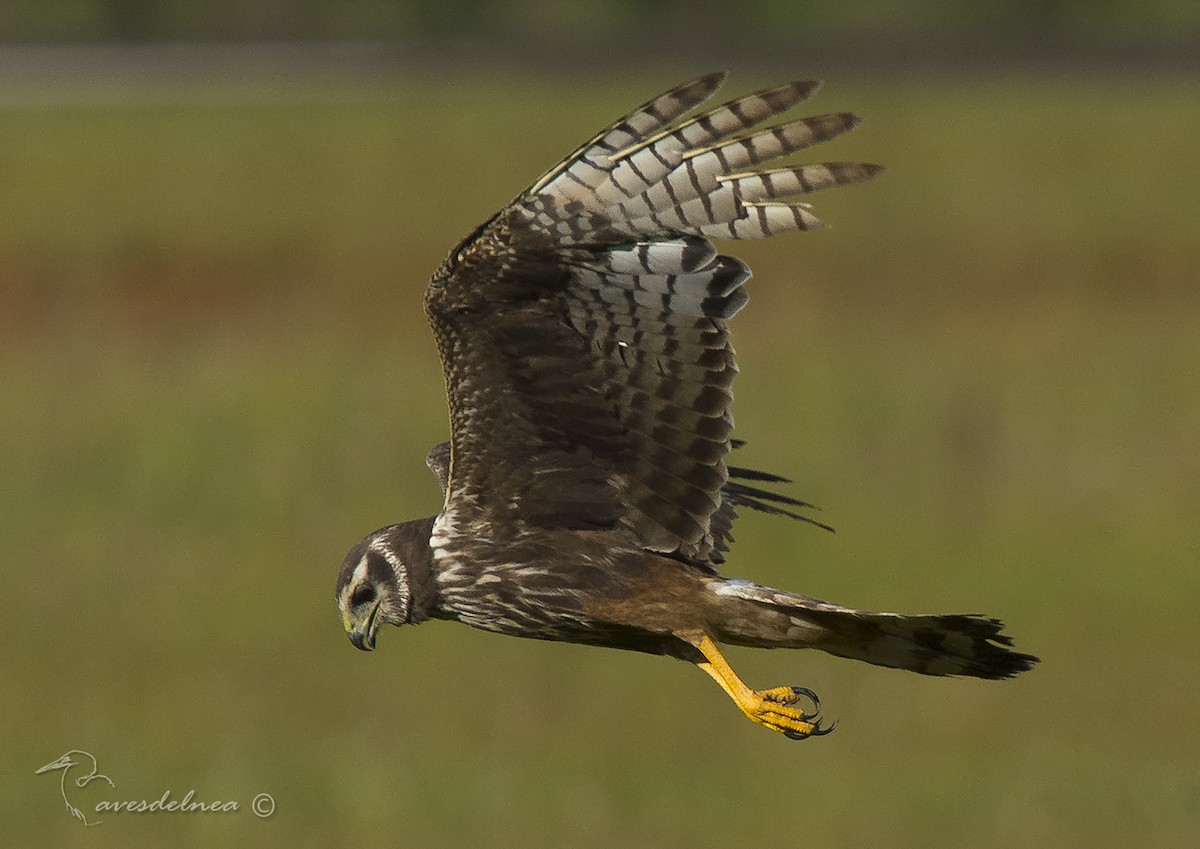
[[335, 72, 1037, 739]]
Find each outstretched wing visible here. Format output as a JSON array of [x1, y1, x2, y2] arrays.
[[425, 73, 879, 565]]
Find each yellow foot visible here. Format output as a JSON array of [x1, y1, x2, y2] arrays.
[[740, 684, 832, 740], [695, 635, 835, 740]]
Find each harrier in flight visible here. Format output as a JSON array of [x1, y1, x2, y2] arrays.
[[335, 73, 1037, 739]]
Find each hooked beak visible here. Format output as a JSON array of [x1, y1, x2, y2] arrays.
[[347, 601, 381, 651]]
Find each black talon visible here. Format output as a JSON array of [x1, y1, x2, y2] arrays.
[[810, 719, 838, 737], [789, 686, 821, 720], [782, 717, 836, 741]]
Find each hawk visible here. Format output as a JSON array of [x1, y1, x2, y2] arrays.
[[335, 73, 1037, 739]]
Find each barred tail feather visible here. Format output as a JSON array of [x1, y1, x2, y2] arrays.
[[813, 610, 1039, 679], [710, 579, 1039, 679]]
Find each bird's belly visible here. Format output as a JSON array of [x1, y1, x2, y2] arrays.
[[434, 554, 595, 636], [431, 539, 708, 659]]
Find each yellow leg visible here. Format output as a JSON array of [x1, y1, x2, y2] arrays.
[[695, 635, 833, 740]]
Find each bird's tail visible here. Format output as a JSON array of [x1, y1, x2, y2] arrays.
[[708, 579, 1038, 679]]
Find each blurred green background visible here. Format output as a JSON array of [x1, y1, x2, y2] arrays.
[[3, 2, 1199, 847]]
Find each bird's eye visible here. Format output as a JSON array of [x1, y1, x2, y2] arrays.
[[349, 586, 377, 608]]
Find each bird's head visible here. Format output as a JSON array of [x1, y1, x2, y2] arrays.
[[336, 525, 418, 651]]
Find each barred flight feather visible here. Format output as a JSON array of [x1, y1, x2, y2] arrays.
[[596, 80, 822, 203], [528, 73, 727, 198], [426, 73, 881, 563]]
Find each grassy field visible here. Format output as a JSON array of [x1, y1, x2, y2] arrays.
[[3, 69, 1198, 847]]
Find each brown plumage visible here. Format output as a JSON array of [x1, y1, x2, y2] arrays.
[[335, 73, 1037, 739]]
